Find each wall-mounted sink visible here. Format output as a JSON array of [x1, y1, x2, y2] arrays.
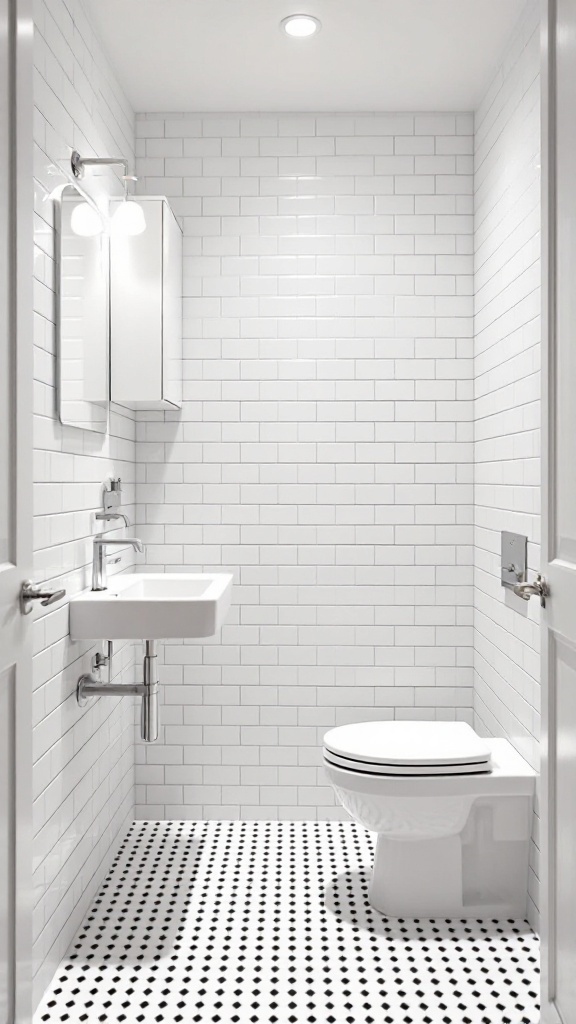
[[70, 572, 233, 640]]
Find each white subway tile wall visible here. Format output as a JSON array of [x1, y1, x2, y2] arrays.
[[473, 0, 541, 925], [33, 0, 137, 1006], [134, 111, 476, 821]]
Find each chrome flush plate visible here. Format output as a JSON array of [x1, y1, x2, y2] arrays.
[[501, 531, 528, 590]]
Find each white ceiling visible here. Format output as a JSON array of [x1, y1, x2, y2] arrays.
[[89, 0, 527, 113]]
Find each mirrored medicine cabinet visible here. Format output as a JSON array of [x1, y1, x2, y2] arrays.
[[56, 185, 182, 433], [56, 190, 109, 433]]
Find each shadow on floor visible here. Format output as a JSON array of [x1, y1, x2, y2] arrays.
[[69, 824, 207, 968], [324, 867, 535, 938], [323, 867, 385, 931]]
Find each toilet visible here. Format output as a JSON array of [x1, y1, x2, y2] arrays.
[[323, 720, 536, 919]]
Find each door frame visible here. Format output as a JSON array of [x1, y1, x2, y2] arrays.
[[7, 0, 34, 1020], [0, 1, 567, 1021], [540, 0, 563, 1020]]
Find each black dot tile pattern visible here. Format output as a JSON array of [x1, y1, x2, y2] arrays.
[[35, 821, 540, 1024]]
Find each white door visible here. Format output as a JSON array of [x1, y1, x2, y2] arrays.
[[541, 1, 576, 1021], [0, 0, 34, 1021]]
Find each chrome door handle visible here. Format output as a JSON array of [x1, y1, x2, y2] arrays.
[[20, 580, 67, 614], [513, 573, 550, 608]]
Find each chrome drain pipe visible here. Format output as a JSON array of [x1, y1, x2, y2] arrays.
[[77, 639, 159, 743], [141, 640, 159, 742]]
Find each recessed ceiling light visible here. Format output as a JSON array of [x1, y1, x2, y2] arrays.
[[281, 14, 321, 38]]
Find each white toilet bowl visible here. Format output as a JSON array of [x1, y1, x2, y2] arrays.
[[323, 721, 536, 919]]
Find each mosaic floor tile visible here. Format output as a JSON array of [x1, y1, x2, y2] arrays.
[[35, 821, 540, 1024]]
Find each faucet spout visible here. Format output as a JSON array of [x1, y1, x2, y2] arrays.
[[92, 534, 145, 590], [96, 511, 131, 527]]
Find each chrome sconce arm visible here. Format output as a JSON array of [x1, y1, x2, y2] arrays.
[[71, 151, 138, 198], [71, 150, 130, 180], [70, 151, 145, 235]]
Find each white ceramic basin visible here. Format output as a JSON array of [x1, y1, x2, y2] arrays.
[[70, 572, 233, 640]]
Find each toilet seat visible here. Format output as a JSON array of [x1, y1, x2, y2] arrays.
[[323, 749, 491, 776], [323, 721, 492, 777]]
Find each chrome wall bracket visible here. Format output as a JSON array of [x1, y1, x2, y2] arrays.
[[501, 532, 528, 591]]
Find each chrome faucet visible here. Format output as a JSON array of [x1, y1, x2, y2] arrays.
[[92, 534, 144, 591], [95, 510, 131, 527]]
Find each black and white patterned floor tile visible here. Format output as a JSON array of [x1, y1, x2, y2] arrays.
[[35, 821, 540, 1024]]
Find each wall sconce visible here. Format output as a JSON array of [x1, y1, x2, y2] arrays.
[[70, 201, 103, 237], [70, 150, 146, 236]]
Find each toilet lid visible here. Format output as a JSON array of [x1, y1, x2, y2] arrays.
[[323, 721, 491, 770]]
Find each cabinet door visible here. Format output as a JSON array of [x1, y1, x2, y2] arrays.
[[110, 199, 163, 405], [162, 203, 183, 409]]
